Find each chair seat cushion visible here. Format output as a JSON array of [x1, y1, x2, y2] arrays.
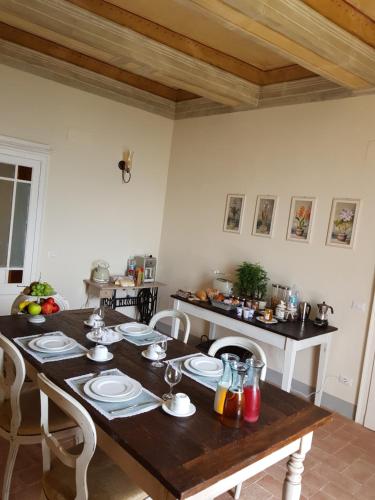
[[0, 388, 76, 436], [43, 445, 147, 500]]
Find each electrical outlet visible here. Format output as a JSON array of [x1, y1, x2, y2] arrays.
[[351, 300, 366, 312], [339, 374, 353, 386]]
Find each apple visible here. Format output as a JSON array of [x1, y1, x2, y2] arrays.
[[46, 297, 55, 304], [41, 302, 54, 315], [28, 303, 42, 315], [51, 304, 60, 313]]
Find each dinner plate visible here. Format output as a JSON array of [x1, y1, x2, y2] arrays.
[[117, 322, 152, 336], [83, 376, 142, 403], [86, 330, 123, 345], [28, 336, 76, 353], [90, 375, 134, 397], [35, 336, 75, 351], [184, 356, 223, 377], [256, 317, 278, 325]]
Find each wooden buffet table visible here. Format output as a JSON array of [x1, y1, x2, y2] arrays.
[[171, 295, 338, 406], [0, 309, 331, 500], [84, 279, 165, 323]]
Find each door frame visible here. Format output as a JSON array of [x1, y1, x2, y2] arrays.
[[0, 134, 49, 293], [356, 289, 375, 424]]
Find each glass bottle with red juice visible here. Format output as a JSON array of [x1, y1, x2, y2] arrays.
[[244, 358, 265, 423]]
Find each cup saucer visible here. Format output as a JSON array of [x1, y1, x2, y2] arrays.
[[86, 352, 114, 363], [141, 351, 166, 361], [162, 402, 196, 418], [84, 320, 95, 327]]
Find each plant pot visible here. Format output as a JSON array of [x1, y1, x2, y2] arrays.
[[336, 232, 347, 242], [295, 228, 304, 237]]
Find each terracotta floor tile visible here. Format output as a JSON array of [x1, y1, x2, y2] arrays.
[[321, 481, 355, 500], [257, 474, 284, 497], [310, 490, 337, 499], [333, 443, 365, 464], [314, 434, 349, 454], [343, 458, 375, 484], [312, 463, 361, 494], [240, 482, 273, 500]]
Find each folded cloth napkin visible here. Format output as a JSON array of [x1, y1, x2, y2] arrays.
[[166, 353, 221, 391], [65, 368, 162, 420], [14, 331, 87, 364]]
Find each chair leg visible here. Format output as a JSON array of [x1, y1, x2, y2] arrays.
[[2, 440, 20, 500], [234, 482, 242, 499]]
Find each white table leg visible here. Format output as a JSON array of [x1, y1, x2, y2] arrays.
[[282, 432, 313, 500], [208, 323, 217, 340], [314, 334, 332, 406], [281, 338, 297, 393]]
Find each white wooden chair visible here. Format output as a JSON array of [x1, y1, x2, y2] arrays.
[[0, 333, 78, 500], [208, 336, 267, 381], [38, 372, 148, 500], [208, 336, 267, 500], [149, 309, 191, 344]]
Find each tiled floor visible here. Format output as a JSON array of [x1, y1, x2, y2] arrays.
[[0, 413, 374, 499]]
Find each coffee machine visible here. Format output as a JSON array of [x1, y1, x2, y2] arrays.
[[314, 302, 334, 327]]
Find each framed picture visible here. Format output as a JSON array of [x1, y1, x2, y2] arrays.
[[252, 195, 278, 238], [326, 198, 360, 249], [223, 194, 245, 234], [287, 196, 316, 243]]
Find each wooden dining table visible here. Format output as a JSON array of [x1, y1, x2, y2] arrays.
[[0, 309, 332, 500]]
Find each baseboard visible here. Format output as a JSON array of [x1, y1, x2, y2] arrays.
[[157, 321, 356, 420]]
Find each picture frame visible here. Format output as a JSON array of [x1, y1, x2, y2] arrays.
[[287, 196, 316, 243], [223, 194, 246, 234], [326, 198, 360, 249], [252, 195, 278, 238]]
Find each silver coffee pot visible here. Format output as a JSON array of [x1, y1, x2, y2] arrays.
[[314, 302, 334, 327]]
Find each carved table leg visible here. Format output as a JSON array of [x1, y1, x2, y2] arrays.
[[282, 432, 313, 500]]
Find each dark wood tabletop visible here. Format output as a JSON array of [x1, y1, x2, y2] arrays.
[[171, 295, 338, 341], [0, 309, 332, 499]]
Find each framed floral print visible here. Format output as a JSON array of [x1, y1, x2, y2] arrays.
[[252, 195, 278, 238], [326, 198, 360, 249], [223, 194, 245, 234], [287, 196, 316, 243]]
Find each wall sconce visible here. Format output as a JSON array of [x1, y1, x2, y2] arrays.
[[118, 150, 134, 183]]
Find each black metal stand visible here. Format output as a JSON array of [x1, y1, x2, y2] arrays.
[[100, 286, 159, 324]]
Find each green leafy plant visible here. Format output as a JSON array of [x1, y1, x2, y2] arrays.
[[234, 262, 269, 299]]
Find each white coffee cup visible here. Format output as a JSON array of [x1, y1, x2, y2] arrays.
[[146, 344, 161, 360], [170, 393, 190, 414], [236, 306, 243, 317], [243, 307, 251, 320], [91, 345, 108, 361]]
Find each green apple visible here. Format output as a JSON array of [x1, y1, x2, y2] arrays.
[[28, 303, 42, 315]]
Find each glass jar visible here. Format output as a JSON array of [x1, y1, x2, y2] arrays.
[[222, 361, 248, 427], [271, 284, 279, 310], [244, 358, 265, 423], [214, 353, 240, 414]]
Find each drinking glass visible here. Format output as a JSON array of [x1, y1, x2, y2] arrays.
[[151, 340, 168, 368], [163, 362, 182, 400]]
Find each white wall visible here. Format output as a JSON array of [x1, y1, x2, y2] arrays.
[[0, 64, 173, 313], [158, 95, 375, 406]]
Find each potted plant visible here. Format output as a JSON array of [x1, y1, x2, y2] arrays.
[[234, 262, 269, 300]]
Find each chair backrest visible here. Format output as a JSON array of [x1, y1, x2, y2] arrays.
[[0, 334, 26, 435], [38, 373, 97, 500], [149, 309, 191, 344], [208, 336, 267, 381]]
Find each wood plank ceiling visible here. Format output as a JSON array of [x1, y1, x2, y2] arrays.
[[0, 0, 374, 118]]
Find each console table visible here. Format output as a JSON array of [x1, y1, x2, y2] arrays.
[[84, 280, 165, 323], [171, 295, 338, 406]]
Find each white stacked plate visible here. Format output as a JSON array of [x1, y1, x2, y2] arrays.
[[28, 335, 76, 353], [83, 375, 142, 403], [184, 356, 223, 378], [86, 329, 123, 345], [115, 322, 152, 336]]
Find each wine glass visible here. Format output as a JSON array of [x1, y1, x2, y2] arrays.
[[163, 362, 182, 400], [151, 339, 168, 368]]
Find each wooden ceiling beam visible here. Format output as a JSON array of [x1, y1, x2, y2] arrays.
[[187, 0, 375, 89], [0, 0, 260, 107], [0, 21, 185, 101]]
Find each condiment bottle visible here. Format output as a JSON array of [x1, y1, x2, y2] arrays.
[[214, 353, 239, 414], [222, 361, 248, 428], [244, 358, 264, 423]]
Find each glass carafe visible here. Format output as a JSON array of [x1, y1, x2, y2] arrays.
[[244, 358, 265, 423], [222, 361, 248, 427], [214, 353, 240, 414]]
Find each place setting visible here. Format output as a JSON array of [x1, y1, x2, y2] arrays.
[[161, 361, 196, 418], [14, 331, 87, 363], [66, 368, 162, 420], [165, 353, 223, 391], [113, 321, 172, 347]]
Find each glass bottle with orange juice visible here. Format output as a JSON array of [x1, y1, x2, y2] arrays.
[[214, 353, 239, 415]]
